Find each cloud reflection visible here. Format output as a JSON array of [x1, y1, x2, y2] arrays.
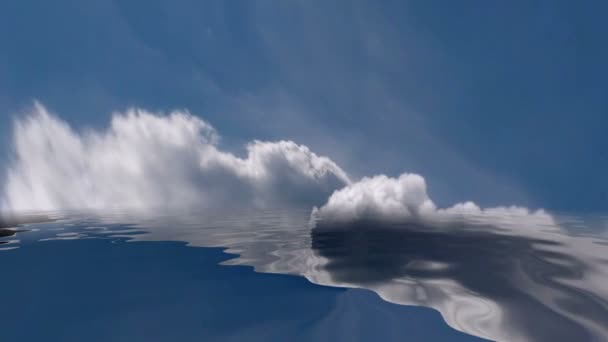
[[3, 210, 608, 341], [310, 219, 608, 341]]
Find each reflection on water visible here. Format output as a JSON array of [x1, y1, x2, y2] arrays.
[[2, 210, 608, 341], [0, 229, 16, 237], [311, 220, 608, 341]]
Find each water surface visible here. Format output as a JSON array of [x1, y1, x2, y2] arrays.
[[1, 209, 607, 341]]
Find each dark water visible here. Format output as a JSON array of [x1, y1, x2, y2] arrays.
[[1, 210, 608, 341]]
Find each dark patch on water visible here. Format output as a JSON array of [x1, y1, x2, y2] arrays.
[[0, 228, 16, 237], [311, 220, 608, 341], [0, 213, 55, 228]]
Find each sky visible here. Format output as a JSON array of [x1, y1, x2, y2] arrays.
[[0, 1, 606, 213]]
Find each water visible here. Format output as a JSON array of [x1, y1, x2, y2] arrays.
[[1, 209, 608, 341]]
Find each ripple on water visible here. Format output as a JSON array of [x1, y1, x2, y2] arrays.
[[2, 209, 608, 341]]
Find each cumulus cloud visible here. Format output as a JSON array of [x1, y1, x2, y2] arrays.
[[1, 103, 350, 212], [1, 102, 552, 229], [312, 173, 554, 227], [312, 174, 437, 221]]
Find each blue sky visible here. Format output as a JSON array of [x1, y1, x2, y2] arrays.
[[0, 1, 606, 212]]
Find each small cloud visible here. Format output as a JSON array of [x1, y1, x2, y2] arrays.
[[312, 173, 553, 228]]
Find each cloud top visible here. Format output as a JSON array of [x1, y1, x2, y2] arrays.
[[1, 103, 350, 212]]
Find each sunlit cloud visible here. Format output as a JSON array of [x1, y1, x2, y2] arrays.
[[1, 103, 349, 212]]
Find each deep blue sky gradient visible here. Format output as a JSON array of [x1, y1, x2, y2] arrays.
[[0, 1, 606, 212]]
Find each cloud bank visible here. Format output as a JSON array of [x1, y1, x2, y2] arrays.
[[1, 103, 350, 212], [2, 102, 551, 230]]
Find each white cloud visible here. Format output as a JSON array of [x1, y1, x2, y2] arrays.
[[1, 102, 551, 230], [312, 173, 554, 227], [312, 173, 437, 221], [1, 103, 350, 212]]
